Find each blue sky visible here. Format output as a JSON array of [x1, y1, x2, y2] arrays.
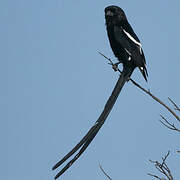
[[2, 0, 180, 179]]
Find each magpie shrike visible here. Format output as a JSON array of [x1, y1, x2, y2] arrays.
[[52, 6, 148, 179], [105, 5, 148, 81]]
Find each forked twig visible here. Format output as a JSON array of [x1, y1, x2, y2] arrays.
[[148, 151, 173, 180], [160, 115, 180, 132]]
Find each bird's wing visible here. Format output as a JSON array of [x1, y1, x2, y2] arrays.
[[123, 22, 141, 43], [114, 25, 148, 81], [113, 25, 142, 57]]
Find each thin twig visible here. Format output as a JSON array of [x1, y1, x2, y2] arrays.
[[99, 164, 112, 180], [98, 51, 122, 73], [147, 173, 163, 180], [168, 97, 180, 112]]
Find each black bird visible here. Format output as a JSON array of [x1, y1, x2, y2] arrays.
[[105, 5, 148, 81], [52, 6, 148, 179]]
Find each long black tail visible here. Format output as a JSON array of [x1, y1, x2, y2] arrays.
[[52, 67, 134, 179]]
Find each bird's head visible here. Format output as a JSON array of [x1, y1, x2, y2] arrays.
[[105, 6, 127, 24]]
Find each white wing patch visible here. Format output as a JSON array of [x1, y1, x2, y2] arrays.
[[122, 29, 142, 54], [124, 48, 132, 61], [125, 48, 131, 55]]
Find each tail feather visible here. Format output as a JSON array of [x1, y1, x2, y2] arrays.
[[52, 67, 134, 179], [139, 66, 148, 82]]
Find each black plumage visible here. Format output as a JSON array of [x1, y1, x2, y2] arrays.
[[52, 6, 148, 179], [105, 5, 148, 81]]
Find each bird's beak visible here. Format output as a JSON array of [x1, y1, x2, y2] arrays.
[[106, 10, 113, 17]]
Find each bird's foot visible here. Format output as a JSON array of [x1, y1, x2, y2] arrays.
[[127, 77, 131, 82], [108, 62, 120, 72]]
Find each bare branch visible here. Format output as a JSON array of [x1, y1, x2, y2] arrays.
[[129, 79, 180, 122], [160, 115, 180, 132], [99, 164, 112, 180], [148, 151, 173, 180], [98, 52, 180, 124], [97, 52, 178, 180]]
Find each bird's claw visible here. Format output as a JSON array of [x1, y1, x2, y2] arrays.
[[108, 62, 119, 71], [112, 64, 118, 71]]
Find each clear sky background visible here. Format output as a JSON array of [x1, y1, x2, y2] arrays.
[[2, 0, 180, 180]]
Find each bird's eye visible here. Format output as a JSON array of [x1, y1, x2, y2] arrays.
[[106, 10, 114, 17]]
